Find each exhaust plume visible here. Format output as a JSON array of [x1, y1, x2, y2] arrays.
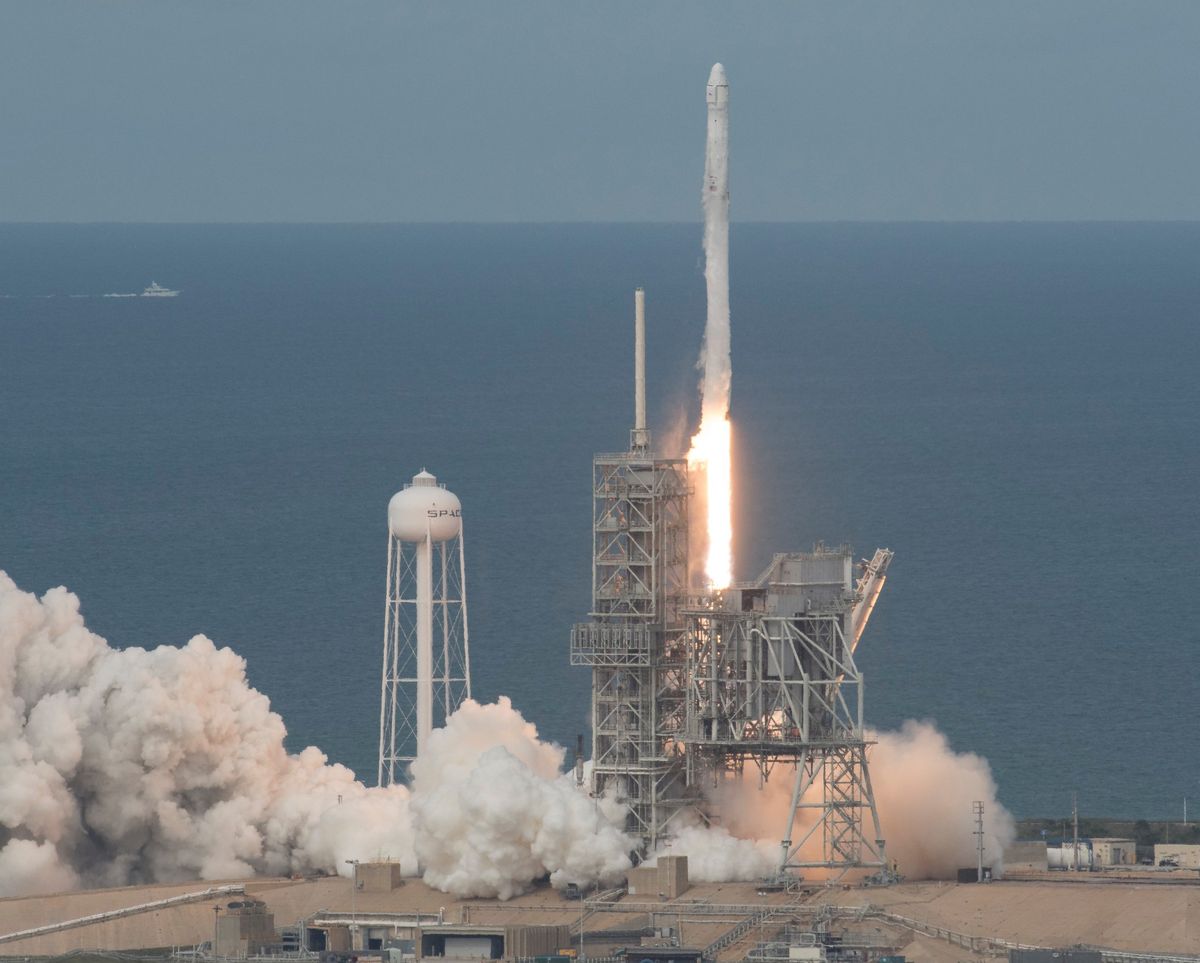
[[680, 721, 1015, 880], [0, 573, 631, 899], [0, 571, 1010, 896]]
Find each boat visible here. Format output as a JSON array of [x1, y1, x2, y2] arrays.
[[141, 282, 180, 297]]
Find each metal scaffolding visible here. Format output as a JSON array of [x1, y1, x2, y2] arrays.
[[569, 290, 895, 878], [570, 448, 693, 847], [683, 547, 894, 879], [569, 288, 698, 848]]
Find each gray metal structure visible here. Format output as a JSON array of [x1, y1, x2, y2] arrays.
[[570, 289, 695, 847], [571, 290, 895, 879], [683, 547, 893, 878]]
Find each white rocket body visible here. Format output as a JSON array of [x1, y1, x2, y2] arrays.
[[702, 63, 731, 423]]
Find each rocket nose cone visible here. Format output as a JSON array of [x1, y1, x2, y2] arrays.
[[708, 63, 727, 87]]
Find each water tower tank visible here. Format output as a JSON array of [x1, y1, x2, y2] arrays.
[[387, 470, 462, 542]]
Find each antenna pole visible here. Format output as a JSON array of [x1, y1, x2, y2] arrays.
[[1072, 791, 1080, 871], [973, 800, 985, 882]]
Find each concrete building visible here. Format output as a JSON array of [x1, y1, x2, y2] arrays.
[[214, 899, 276, 957], [626, 855, 690, 899], [1090, 839, 1137, 867], [5, 874, 1200, 961], [359, 860, 406, 893], [1154, 844, 1200, 868], [306, 922, 353, 953], [416, 924, 570, 960]]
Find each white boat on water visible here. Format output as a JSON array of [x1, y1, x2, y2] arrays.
[[141, 281, 179, 297]]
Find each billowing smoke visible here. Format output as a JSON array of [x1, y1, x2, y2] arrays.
[[407, 702, 632, 899], [651, 819, 777, 882], [667, 721, 1015, 881], [868, 722, 1016, 878], [0, 571, 1011, 898], [0, 573, 631, 899]]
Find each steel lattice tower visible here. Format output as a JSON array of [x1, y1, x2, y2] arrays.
[[570, 290, 896, 879], [570, 289, 696, 849]]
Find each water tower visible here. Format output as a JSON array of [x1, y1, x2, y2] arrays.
[[377, 470, 471, 785]]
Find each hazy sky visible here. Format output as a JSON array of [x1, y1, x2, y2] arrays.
[[3, 1, 1198, 222]]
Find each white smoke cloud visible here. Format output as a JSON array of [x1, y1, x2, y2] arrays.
[[679, 721, 1015, 882], [409, 701, 632, 899], [868, 721, 1015, 879], [0, 573, 630, 899], [652, 820, 777, 882], [0, 571, 1011, 899]]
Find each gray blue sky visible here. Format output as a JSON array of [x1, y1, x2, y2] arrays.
[[2, 1, 1198, 222]]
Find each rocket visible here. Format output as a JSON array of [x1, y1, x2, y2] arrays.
[[699, 62, 730, 423], [691, 62, 734, 588], [705, 63, 729, 207]]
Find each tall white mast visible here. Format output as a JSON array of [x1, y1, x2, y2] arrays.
[[632, 287, 649, 451]]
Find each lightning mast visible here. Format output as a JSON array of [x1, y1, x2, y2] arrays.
[[570, 288, 694, 850]]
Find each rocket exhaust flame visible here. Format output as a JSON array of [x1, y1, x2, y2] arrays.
[[689, 63, 733, 589], [688, 416, 732, 588]]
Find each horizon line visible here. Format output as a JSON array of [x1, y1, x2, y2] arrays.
[[3, 218, 1200, 227]]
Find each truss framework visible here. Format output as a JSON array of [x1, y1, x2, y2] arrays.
[[570, 450, 693, 848], [378, 531, 471, 786], [683, 549, 891, 879]]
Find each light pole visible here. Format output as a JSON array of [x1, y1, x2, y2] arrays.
[[213, 905, 220, 959], [972, 801, 985, 882], [345, 859, 360, 951]]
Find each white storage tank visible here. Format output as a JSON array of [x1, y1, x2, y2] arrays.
[[387, 470, 462, 542], [1048, 842, 1092, 870]]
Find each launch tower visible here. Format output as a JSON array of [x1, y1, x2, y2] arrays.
[[571, 66, 896, 881], [570, 289, 694, 848]]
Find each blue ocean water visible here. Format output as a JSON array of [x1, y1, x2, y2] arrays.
[[1, 223, 1197, 821]]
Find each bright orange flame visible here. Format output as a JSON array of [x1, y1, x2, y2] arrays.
[[688, 414, 732, 589]]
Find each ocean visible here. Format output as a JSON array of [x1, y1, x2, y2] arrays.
[[1, 222, 1197, 821]]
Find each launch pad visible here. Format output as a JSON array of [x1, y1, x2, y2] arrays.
[[570, 288, 895, 881], [565, 63, 897, 881]]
